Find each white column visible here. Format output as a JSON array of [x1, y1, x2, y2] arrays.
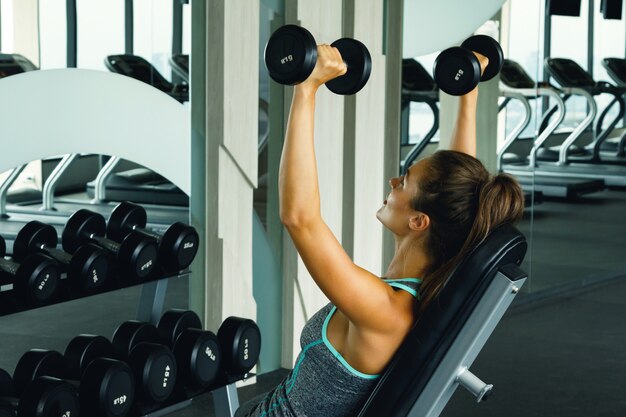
[[12, 0, 39, 65]]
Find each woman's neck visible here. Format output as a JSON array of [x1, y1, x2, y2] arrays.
[[385, 236, 431, 279]]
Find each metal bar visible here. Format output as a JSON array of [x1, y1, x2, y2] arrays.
[[172, 0, 183, 55], [408, 269, 527, 417], [142, 399, 193, 417], [136, 278, 170, 324], [542, 2, 552, 114], [213, 383, 240, 417], [42, 153, 79, 211], [530, 88, 566, 167], [557, 87, 597, 164], [66, 0, 77, 67], [125, 0, 134, 54], [0, 165, 27, 218], [497, 89, 531, 172], [401, 99, 439, 174], [92, 156, 121, 203]]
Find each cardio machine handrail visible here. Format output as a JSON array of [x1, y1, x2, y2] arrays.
[[41, 153, 80, 211], [528, 88, 567, 168], [497, 88, 531, 172], [0, 164, 27, 218], [91, 156, 122, 203], [555, 87, 597, 165]]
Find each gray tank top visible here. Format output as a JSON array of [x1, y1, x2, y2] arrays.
[[237, 278, 422, 417]]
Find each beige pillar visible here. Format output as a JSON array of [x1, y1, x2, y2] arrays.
[[192, 0, 259, 331], [13, 0, 39, 66]]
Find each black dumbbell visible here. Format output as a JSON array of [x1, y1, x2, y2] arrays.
[[107, 202, 199, 273], [0, 235, 60, 306], [433, 34, 504, 96], [112, 321, 177, 404], [217, 317, 261, 379], [14, 348, 134, 417], [265, 24, 371, 95], [64, 335, 135, 417], [14, 221, 112, 293], [157, 309, 221, 389], [0, 367, 78, 417], [62, 209, 158, 281]]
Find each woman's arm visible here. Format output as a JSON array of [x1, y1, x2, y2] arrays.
[[448, 53, 489, 157], [280, 45, 403, 332]]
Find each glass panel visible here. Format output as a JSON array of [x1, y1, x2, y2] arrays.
[[76, 0, 124, 70], [39, 0, 66, 69], [133, 0, 173, 78]]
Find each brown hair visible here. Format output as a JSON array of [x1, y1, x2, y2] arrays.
[[411, 150, 524, 317]]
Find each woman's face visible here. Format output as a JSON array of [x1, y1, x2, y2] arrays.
[[376, 159, 427, 235]]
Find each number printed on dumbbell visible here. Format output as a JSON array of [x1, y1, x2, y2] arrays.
[[205, 347, 216, 361], [38, 274, 50, 291], [140, 259, 153, 271], [280, 54, 294, 64], [91, 269, 99, 284], [243, 338, 249, 361], [163, 365, 171, 387], [62, 412, 71, 417], [455, 69, 464, 81], [113, 395, 127, 406], [184, 242, 195, 250]]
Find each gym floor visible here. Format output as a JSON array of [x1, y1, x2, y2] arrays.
[[0, 189, 623, 416]]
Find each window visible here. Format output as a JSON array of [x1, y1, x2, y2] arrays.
[[77, 0, 124, 70], [38, 0, 66, 69], [134, 0, 173, 78], [1, 0, 14, 52]]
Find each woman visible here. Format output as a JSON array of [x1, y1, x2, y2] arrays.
[[237, 45, 524, 417]]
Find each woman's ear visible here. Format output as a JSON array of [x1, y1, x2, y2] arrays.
[[409, 212, 430, 232]]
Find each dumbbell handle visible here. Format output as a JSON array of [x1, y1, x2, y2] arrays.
[[0, 258, 19, 276], [39, 245, 72, 266], [129, 225, 162, 243], [88, 234, 121, 254]]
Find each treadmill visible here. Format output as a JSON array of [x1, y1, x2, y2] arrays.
[[542, 58, 626, 163], [601, 57, 626, 157], [505, 58, 626, 188], [499, 59, 605, 198]]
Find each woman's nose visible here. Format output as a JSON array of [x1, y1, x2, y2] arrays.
[[389, 177, 399, 188]]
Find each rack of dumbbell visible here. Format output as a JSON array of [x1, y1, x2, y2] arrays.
[[0, 309, 261, 417], [0, 201, 199, 314]]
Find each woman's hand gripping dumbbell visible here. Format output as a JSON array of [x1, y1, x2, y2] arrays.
[[264, 24, 371, 95], [433, 34, 504, 95]]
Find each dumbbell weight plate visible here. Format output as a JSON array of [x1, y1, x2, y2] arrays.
[[159, 223, 199, 272], [0, 236, 5, 258], [433, 46, 481, 96], [112, 321, 161, 357], [116, 232, 158, 280], [217, 317, 261, 376], [128, 343, 177, 403], [106, 202, 147, 243], [13, 221, 58, 262], [15, 254, 60, 305], [80, 358, 134, 417], [0, 404, 12, 417], [62, 209, 107, 254], [173, 329, 221, 389], [265, 24, 318, 85], [0, 370, 14, 417], [157, 309, 202, 348], [17, 376, 79, 417], [326, 38, 372, 95], [460, 35, 504, 82], [13, 350, 67, 396], [68, 244, 111, 292], [64, 335, 117, 378]]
